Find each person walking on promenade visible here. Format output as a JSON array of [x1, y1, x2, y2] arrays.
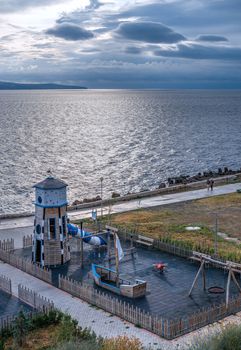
[[207, 179, 211, 190], [210, 179, 214, 191]]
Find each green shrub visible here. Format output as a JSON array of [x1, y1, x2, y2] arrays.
[[188, 324, 241, 350], [13, 310, 32, 347], [57, 314, 79, 342], [30, 309, 63, 330], [49, 339, 101, 350]]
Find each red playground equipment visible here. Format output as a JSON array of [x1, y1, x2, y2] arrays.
[[153, 262, 168, 273]]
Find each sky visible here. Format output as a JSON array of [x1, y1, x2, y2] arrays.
[[0, 0, 241, 88]]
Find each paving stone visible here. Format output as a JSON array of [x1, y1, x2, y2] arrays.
[[1, 262, 241, 350]]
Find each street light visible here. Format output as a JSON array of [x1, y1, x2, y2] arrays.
[[100, 177, 104, 218], [214, 213, 218, 257]]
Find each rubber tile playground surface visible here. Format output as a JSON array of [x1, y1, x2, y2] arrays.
[[0, 290, 32, 318], [19, 241, 240, 320]]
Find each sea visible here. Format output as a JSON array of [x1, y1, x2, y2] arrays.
[[0, 89, 241, 215]]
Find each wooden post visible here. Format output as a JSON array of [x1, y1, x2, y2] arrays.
[[107, 229, 111, 267], [202, 264, 206, 291], [188, 259, 205, 296], [226, 268, 231, 308], [131, 234, 133, 248], [80, 222, 84, 269], [230, 270, 241, 293], [114, 233, 119, 288]]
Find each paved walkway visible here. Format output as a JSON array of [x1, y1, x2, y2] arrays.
[[1, 183, 241, 230], [1, 182, 241, 249], [1, 261, 241, 350], [69, 182, 241, 221]]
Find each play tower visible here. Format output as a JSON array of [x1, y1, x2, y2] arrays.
[[32, 175, 70, 267]]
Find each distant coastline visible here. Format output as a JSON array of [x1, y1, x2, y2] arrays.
[[0, 81, 87, 90]]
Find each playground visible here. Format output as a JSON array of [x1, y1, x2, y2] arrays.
[[18, 234, 241, 320], [10, 175, 241, 334]]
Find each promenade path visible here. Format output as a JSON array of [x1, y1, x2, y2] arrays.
[[1, 261, 241, 350], [1, 182, 241, 248]]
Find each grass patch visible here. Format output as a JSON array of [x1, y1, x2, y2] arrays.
[[187, 324, 241, 350], [75, 193, 241, 262], [0, 310, 100, 350]]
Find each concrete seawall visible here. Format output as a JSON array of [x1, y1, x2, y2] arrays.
[[0, 173, 240, 221], [67, 173, 240, 211]]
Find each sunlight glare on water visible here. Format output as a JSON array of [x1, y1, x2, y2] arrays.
[[0, 89, 240, 214]]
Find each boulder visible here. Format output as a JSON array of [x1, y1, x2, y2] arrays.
[[112, 192, 121, 198], [158, 183, 166, 189]]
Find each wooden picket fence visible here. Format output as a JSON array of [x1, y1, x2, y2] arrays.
[[18, 284, 54, 311], [0, 314, 17, 332], [23, 235, 33, 248], [58, 274, 241, 339], [113, 226, 239, 265], [153, 239, 192, 259], [0, 248, 52, 284], [0, 238, 14, 251], [0, 274, 12, 295], [58, 275, 156, 333], [115, 227, 193, 259], [0, 282, 54, 332]]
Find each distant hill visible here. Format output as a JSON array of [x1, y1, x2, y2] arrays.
[[0, 81, 87, 90]]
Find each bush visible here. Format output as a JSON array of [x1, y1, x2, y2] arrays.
[[50, 339, 101, 350], [30, 309, 63, 330], [102, 335, 142, 350], [13, 310, 32, 347], [57, 314, 79, 342], [56, 314, 99, 344], [188, 324, 241, 350]]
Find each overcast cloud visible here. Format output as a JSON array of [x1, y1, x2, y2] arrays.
[[46, 23, 94, 41], [0, 0, 240, 88]]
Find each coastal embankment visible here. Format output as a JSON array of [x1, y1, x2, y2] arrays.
[[68, 172, 241, 211], [0, 173, 241, 220]]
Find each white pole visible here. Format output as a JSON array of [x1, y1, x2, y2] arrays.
[[100, 177, 103, 218]]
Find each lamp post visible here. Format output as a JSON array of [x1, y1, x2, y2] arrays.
[[214, 213, 218, 257], [100, 177, 103, 218]]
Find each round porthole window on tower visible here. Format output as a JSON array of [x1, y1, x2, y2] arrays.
[[36, 224, 41, 235], [38, 196, 42, 204]]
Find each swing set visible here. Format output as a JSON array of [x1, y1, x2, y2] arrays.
[[189, 251, 241, 308]]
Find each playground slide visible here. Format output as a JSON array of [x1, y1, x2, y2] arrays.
[[67, 223, 106, 246]]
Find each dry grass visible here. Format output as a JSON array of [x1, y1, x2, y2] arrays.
[[4, 324, 60, 350], [111, 193, 241, 237], [102, 335, 142, 350], [107, 193, 241, 262]]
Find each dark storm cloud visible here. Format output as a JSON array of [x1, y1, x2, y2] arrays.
[[46, 23, 94, 41], [115, 22, 186, 43], [118, 0, 241, 33], [197, 35, 228, 42], [0, 0, 66, 13], [1, 0, 241, 88], [154, 43, 241, 60]]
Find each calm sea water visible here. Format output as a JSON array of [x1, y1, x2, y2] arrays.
[[0, 89, 241, 215]]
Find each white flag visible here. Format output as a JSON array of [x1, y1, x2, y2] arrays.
[[115, 234, 124, 261]]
